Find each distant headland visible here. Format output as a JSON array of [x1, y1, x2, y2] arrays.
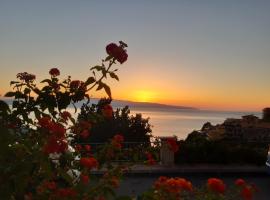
[[110, 99, 198, 110], [1, 97, 198, 111]]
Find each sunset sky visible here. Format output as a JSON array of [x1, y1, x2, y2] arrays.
[[0, 0, 270, 111]]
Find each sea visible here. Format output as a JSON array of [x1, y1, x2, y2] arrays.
[[128, 107, 261, 140], [2, 98, 261, 140]]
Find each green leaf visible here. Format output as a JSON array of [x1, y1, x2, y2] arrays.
[[15, 91, 26, 99], [85, 77, 95, 86], [4, 91, 15, 97], [103, 83, 111, 98], [10, 81, 19, 85], [12, 100, 19, 108], [105, 55, 113, 61], [57, 92, 71, 110], [109, 72, 119, 81], [24, 88, 31, 95], [102, 68, 107, 78], [90, 65, 104, 71], [96, 82, 104, 91], [59, 170, 73, 185], [34, 109, 41, 119], [40, 79, 52, 84]]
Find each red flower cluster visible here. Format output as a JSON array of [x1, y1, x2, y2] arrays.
[[43, 181, 57, 190], [235, 178, 256, 200], [38, 117, 68, 154], [75, 144, 82, 152], [17, 72, 36, 82], [241, 186, 253, 200], [72, 120, 91, 139], [80, 174, 89, 185], [235, 178, 246, 187], [69, 80, 87, 102], [106, 42, 128, 64], [60, 111, 71, 122], [207, 178, 226, 194], [80, 157, 98, 169], [55, 188, 77, 198], [49, 68, 60, 77], [154, 176, 193, 194], [145, 152, 156, 165], [80, 129, 90, 139], [101, 104, 113, 119], [111, 134, 124, 149], [84, 144, 91, 152], [110, 176, 120, 188], [70, 80, 84, 90], [166, 138, 179, 153], [43, 135, 68, 154]]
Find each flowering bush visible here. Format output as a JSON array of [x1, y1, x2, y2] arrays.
[[141, 177, 257, 200], [0, 41, 137, 199], [77, 99, 152, 144]]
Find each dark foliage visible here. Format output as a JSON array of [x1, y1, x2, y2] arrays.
[[77, 100, 152, 144], [175, 131, 268, 165]]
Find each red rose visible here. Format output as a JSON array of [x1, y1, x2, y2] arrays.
[[49, 68, 60, 76], [207, 178, 226, 194]]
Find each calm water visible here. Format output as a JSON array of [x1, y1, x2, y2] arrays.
[[129, 108, 261, 139], [3, 98, 261, 140]]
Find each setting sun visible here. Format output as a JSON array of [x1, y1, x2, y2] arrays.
[[132, 90, 157, 103]]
